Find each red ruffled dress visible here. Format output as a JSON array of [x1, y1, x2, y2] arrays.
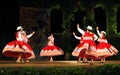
[[40, 35, 64, 56], [2, 31, 35, 59], [72, 32, 98, 60], [72, 36, 86, 57], [82, 32, 97, 58], [96, 35, 118, 58]]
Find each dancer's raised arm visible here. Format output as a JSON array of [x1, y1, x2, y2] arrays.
[[77, 24, 85, 35], [73, 32, 81, 40], [27, 31, 35, 38], [96, 26, 102, 38]]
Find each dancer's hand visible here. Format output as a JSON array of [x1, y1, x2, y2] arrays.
[[77, 24, 80, 28], [73, 32, 75, 36], [32, 31, 35, 35], [96, 26, 99, 30]]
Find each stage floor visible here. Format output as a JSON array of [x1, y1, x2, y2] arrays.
[[0, 60, 120, 68]]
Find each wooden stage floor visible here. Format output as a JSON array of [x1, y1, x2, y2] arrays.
[[0, 60, 120, 68]]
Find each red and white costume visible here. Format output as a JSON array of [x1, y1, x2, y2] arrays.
[[72, 35, 85, 57], [76, 26, 98, 59], [2, 31, 35, 59], [40, 34, 64, 56], [96, 30, 118, 58]]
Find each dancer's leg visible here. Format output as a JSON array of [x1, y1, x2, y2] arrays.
[[77, 57, 82, 63], [50, 56, 53, 62], [26, 59, 30, 63], [16, 53, 22, 63], [89, 57, 94, 65], [100, 56, 105, 63], [103, 57, 106, 63], [83, 58, 88, 63], [21, 58, 25, 63], [83, 49, 88, 63]]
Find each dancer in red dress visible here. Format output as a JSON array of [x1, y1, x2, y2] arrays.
[[40, 34, 64, 62], [77, 24, 98, 64], [72, 32, 88, 63], [96, 26, 118, 63], [2, 26, 35, 63]]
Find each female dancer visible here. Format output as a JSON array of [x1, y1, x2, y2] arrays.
[[40, 34, 64, 62], [72, 32, 88, 63], [2, 26, 35, 63], [96, 26, 118, 63], [77, 24, 98, 64]]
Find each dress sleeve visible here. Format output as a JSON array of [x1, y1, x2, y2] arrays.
[[27, 33, 33, 38], [94, 34, 98, 41], [97, 30, 102, 38], [73, 34, 81, 40], [77, 28, 85, 35]]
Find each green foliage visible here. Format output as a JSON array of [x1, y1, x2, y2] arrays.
[[0, 65, 120, 75], [13, 0, 120, 39], [93, 64, 120, 75]]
